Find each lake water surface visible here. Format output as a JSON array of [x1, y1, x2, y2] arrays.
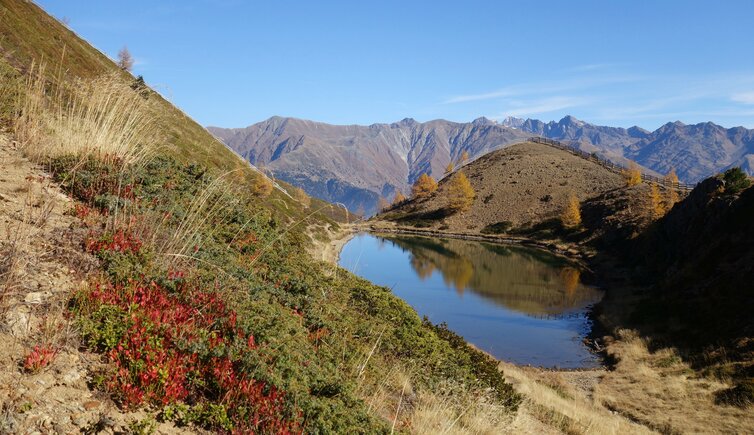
[[338, 233, 604, 369]]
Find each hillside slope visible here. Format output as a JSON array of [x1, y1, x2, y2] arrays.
[[0, 1, 522, 432], [0, 0, 348, 226], [381, 141, 626, 233], [209, 116, 530, 214]]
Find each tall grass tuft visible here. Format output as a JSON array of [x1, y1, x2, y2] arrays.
[[14, 63, 158, 168]]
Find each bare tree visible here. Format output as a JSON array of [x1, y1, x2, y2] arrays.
[[117, 46, 134, 72]]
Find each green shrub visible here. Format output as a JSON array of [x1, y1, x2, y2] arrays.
[[721, 167, 751, 194], [481, 221, 513, 234]]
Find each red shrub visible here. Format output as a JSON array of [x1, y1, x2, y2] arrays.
[[23, 345, 57, 373], [85, 228, 142, 254], [85, 279, 300, 433]]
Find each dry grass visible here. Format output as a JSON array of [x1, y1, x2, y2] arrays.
[[593, 329, 754, 434], [13, 63, 158, 168], [502, 362, 651, 435], [354, 360, 514, 434]]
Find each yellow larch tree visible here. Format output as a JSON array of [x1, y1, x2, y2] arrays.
[[650, 184, 665, 218], [624, 162, 642, 186], [560, 194, 582, 228], [445, 162, 455, 174], [664, 169, 679, 209], [459, 151, 470, 165], [252, 173, 273, 197], [447, 171, 475, 212], [411, 173, 438, 199], [377, 196, 390, 212], [392, 190, 406, 205]]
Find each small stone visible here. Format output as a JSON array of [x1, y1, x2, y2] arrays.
[[61, 369, 82, 386], [24, 291, 52, 304], [5, 306, 31, 337], [83, 400, 100, 411]]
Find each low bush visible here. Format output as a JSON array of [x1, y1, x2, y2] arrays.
[[721, 167, 751, 194], [481, 221, 513, 234]]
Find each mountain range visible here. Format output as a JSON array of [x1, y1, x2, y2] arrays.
[[209, 115, 754, 214]]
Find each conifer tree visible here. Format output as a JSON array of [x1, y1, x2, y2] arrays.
[[447, 171, 475, 212], [445, 162, 455, 174], [560, 194, 582, 228], [459, 151, 470, 165], [650, 184, 665, 218], [625, 162, 642, 186], [664, 169, 679, 209], [117, 46, 134, 72], [411, 173, 438, 199], [377, 196, 390, 212], [392, 190, 406, 205]]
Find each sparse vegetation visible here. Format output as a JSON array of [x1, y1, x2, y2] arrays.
[[293, 186, 311, 208]]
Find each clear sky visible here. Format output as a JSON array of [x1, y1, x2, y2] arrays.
[[38, 0, 754, 129]]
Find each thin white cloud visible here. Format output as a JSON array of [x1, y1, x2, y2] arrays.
[[442, 74, 642, 104], [444, 89, 516, 104], [731, 91, 754, 104], [491, 96, 588, 119], [565, 63, 623, 73]]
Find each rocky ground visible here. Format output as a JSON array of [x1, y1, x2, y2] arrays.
[[0, 135, 195, 434]]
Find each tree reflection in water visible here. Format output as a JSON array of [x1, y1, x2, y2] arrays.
[[382, 235, 602, 317]]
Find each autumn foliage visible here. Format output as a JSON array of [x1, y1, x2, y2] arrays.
[[78, 272, 300, 433], [411, 173, 438, 199], [392, 190, 406, 205], [624, 162, 642, 186], [252, 173, 273, 197], [377, 196, 390, 212], [650, 184, 665, 218], [447, 171, 475, 212], [560, 194, 582, 228], [23, 345, 57, 373], [664, 169, 680, 209]]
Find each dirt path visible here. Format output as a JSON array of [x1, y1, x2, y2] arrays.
[[0, 135, 193, 434], [307, 222, 360, 265]]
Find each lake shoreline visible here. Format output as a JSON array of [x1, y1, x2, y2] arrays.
[[339, 231, 605, 370]]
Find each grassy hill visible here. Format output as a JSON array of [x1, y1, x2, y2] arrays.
[[380, 141, 629, 235]]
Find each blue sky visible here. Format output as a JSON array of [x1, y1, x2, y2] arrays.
[[39, 0, 754, 129]]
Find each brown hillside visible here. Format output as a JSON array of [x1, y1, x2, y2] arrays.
[[384, 141, 625, 232]]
